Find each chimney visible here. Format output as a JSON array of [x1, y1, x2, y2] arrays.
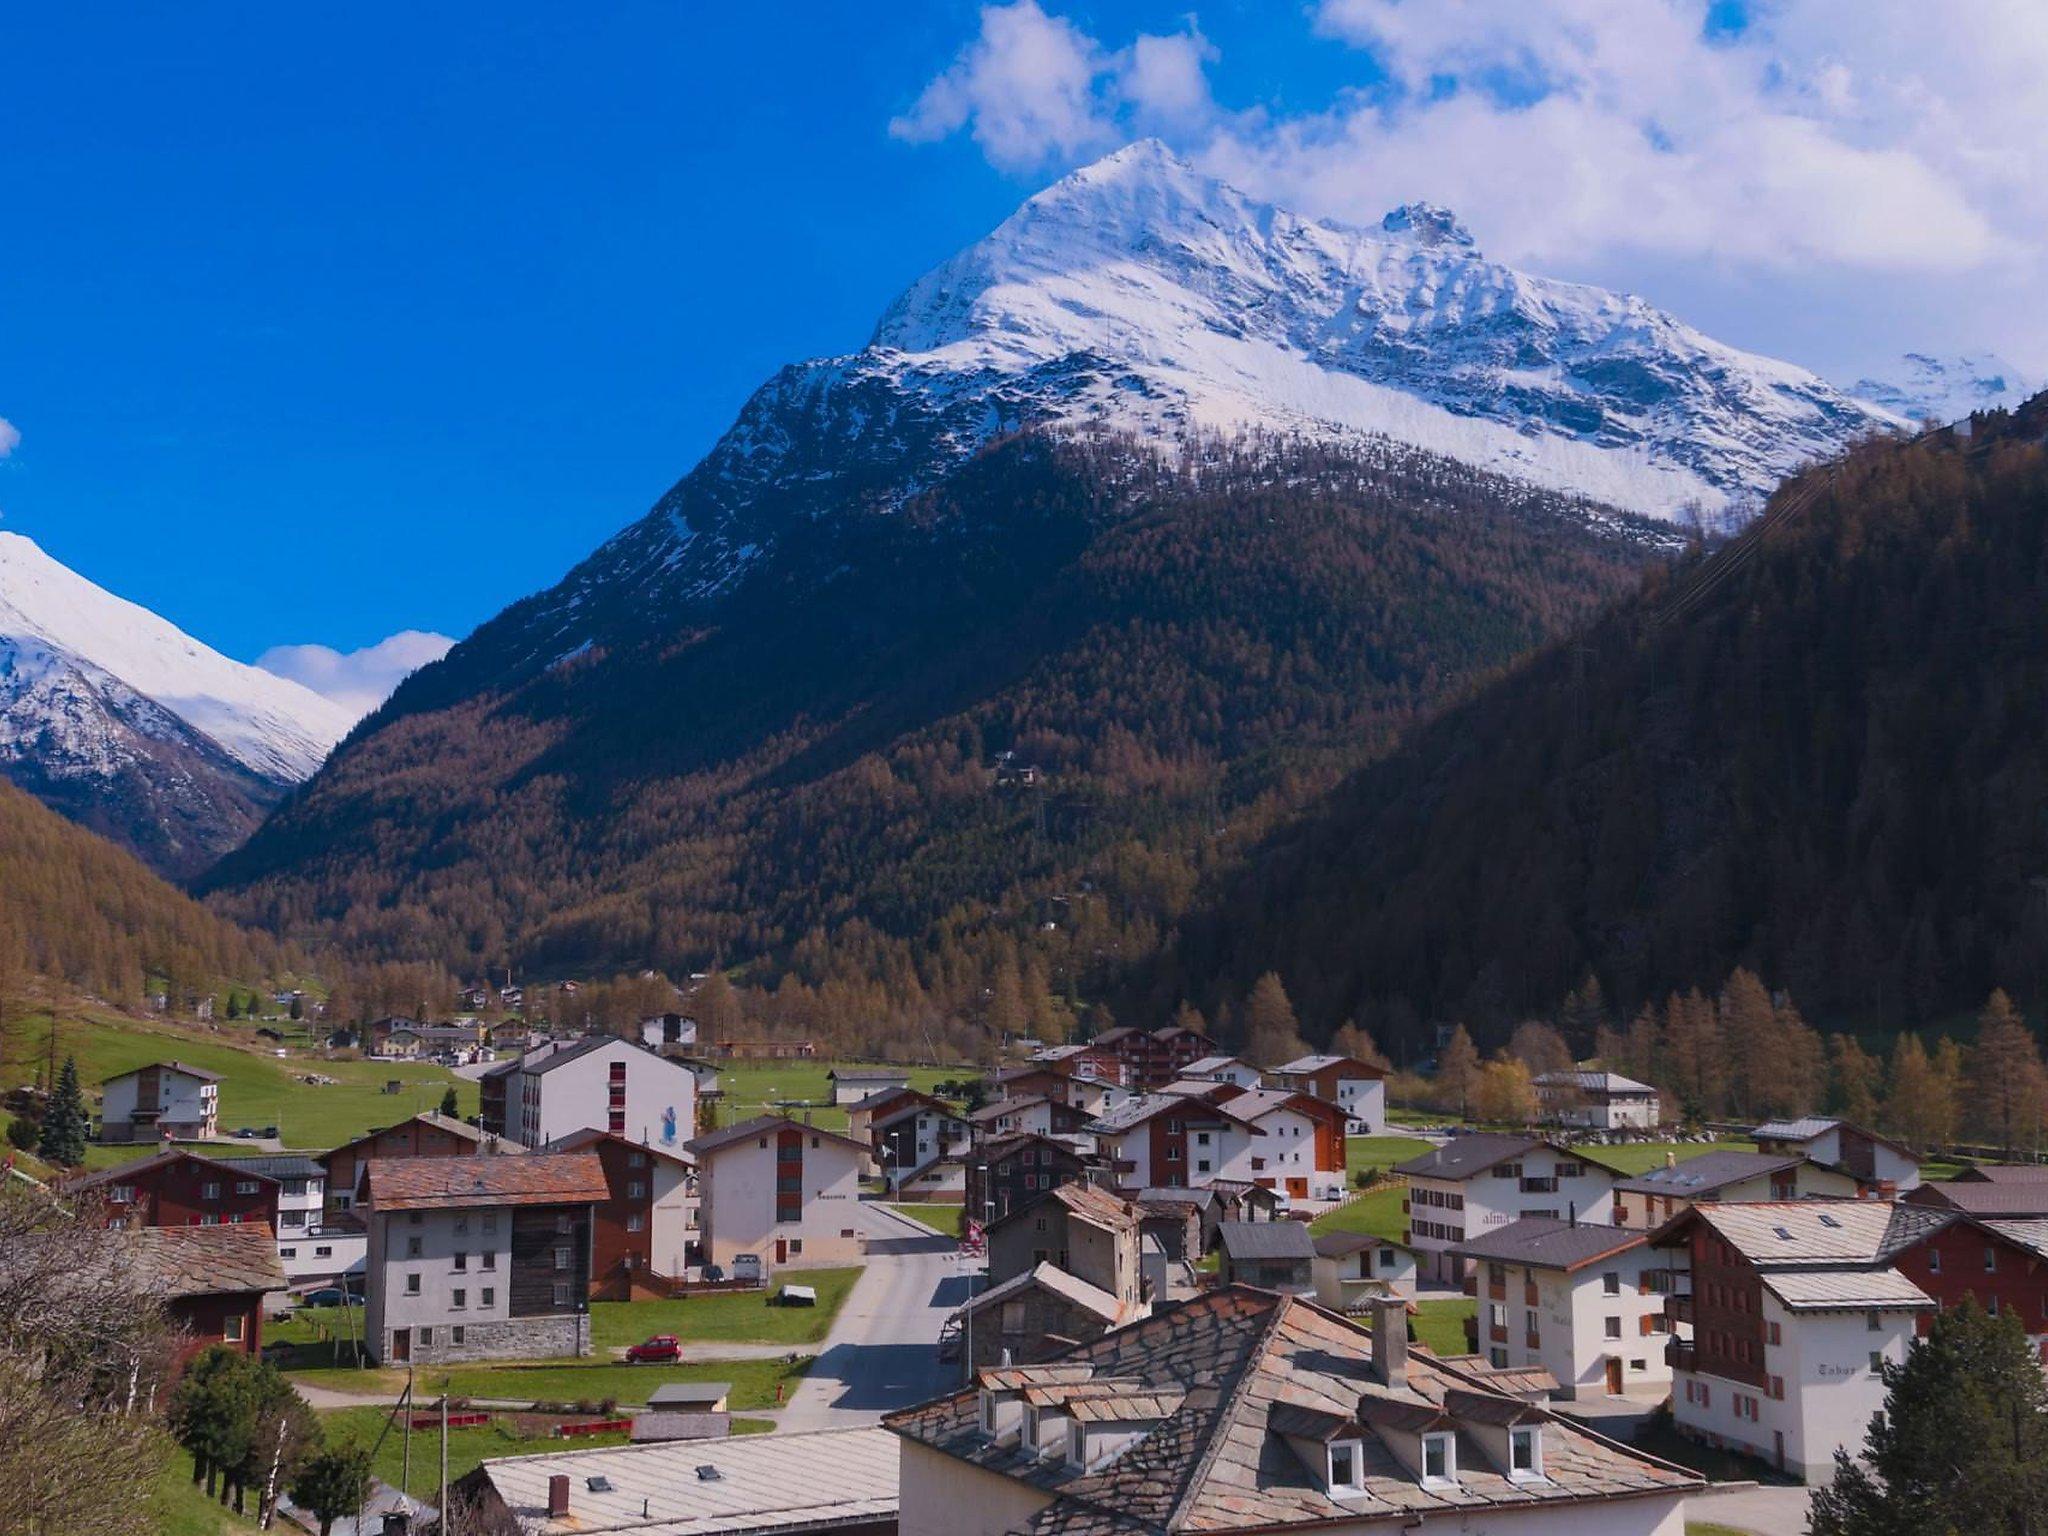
[[548, 1475, 571, 1519], [1665, 1150, 1677, 1169], [1569, 1201, 1577, 1229], [1368, 1296, 1409, 1387]]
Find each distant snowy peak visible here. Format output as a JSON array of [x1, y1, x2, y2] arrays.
[[1849, 352, 2040, 426], [0, 533, 351, 782]]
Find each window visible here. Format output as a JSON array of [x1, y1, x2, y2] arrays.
[[221, 1313, 246, 1343], [108, 1184, 134, 1203], [628, 1181, 646, 1199], [1067, 1421, 1086, 1469], [556, 1214, 573, 1234], [553, 1282, 572, 1305], [555, 1246, 573, 1270], [281, 1246, 298, 1258], [1866, 1310, 1883, 1331], [1869, 1351, 1885, 1375], [1988, 1294, 2001, 1318], [280, 1210, 306, 1228], [1985, 1247, 1998, 1273], [405, 1274, 421, 1295], [407, 1236, 423, 1258], [1509, 1426, 1542, 1480], [315, 1245, 332, 1258], [201, 1182, 221, 1201], [980, 1391, 1000, 1435], [1767, 1321, 1782, 1346], [1602, 1272, 1621, 1296], [453, 1252, 467, 1271], [452, 1288, 466, 1309], [452, 1326, 465, 1345], [1928, 1249, 1942, 1274], [1421, 1432, 1456, 1485], [1328, 1440, 1363, 1492], [626, 1213, 645, 1232], [1770, 1375, 1784, 1400], [481, 1287, 495, 1307], [1002, 1300, 1026, 1332], [235, 1180, 260, 1195], [1604, 1316, 1622, 1339], [419, 1328, 433, 1346]]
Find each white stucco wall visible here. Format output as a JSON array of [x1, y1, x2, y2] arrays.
[[1477, 1247, 1674, 1398], [698, 1127, 864, 1269]]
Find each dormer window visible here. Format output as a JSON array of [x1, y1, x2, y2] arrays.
[[1067, 1420, 1086, 1469], [1327, 1439, 1364, 1494], [1509, 1425, 1543, 1481], [980, 1390, 1000, 1437], [1421, 1431, 1456, 1486]]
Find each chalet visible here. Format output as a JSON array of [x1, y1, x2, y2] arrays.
[[1216, 1219, 1316, 1294], [97, 1061, 219, 1144], [827, 1067, 912, 1106], [69, 1148, 278, 1230], [323, 1112, 519, 1215], [963, 1132, 1089, 1226], [1532, 1070, 1661, 1132], [636, 1012, 698, 1050], [1271, 1054, 1388, 1134], [1451, 1219, 1678, 1399], [684, 1115, 867, 1272], [847, 1087, 968, 1179], [887, 1290, 1700, 1536], [1885, 1210, 2048, 1361], [1611, 1150, 1861, 1229], [131, 1224, 287, 1370], [1652, 1201, 1940, 1481], [360, 1152, 607, 1365], [1209, 1088, 1348, 1204], [543, 1128, 696, 1295], [1312, 1231, 1419, 1314], [1393, 1135, 1619, 1285], [220, 1153, 367, 1286], [1180, 1055, 1262, 1089], [1029, 1040, 1127, 1086], [968, 1094, 1088, 1142], [987, 1182, 1145, 1309], [989, 1065, 1075, 1103], [1086, 1092, 1233, 1192], [955, 1263, 1131, 1377], [1750, 1118, 1921, 1195]]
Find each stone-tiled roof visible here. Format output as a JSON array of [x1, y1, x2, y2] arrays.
[[1532, 1069, 1656, 1095], [363, 1152, 607, 1211], [963, 1262, 1126, 1326], [1662, 1201, 1948, 1265], [66, 1148, 269, 1193], [1392, 1134, 1547, 1181], [1612, 1150, 1807, 1195], [886, 1288, 1698, 1533], [1449, 1218, 1647, 1273], [101, 1059, 220, 1085], [1763, 1270, 1934, 1311], [1751, 1116, 1841, 1142], [1906, 1181, 2048, 1217], [683, 1114, 868, 1160], [1957, 1164, 2048, 1184], [1218, 1220, 1315, 1262], [130, 1223, 287, 1296], [993, 1181, 1140, 1238]]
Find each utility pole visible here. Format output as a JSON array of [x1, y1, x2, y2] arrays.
[[401, 1367, 415, 1496], [439, 1392, 450, 1529]]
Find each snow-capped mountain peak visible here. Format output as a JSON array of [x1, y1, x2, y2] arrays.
[[1848, 352, 2041, 426], [0, 532, 351, 782], [1380, 201, 1477, 251]]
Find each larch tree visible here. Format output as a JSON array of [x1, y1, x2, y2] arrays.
[[1828, 1034, 1883, 1125], [1965, 989, 2046, 1155], [1242, 973, 1308, 1067], [1505, 1020, 1572, 1078], [1716, 969, 1777, 1117], [1330, 1019, 1391, 1071], [1434, 1026, 1481, 1117], [1472, 1057, 1537, 1125]]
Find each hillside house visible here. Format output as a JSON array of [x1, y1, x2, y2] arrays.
[[360, 1152, 606, 1365], [323, 1112, 520, 1215], [543, 1128, 696, 1293], [1312, 1231, 1420, 1314], [1750, 1118, 1921, 1195], [1451, 1219, 1679, 1399], [98, 1061, 219, 1144], [1612, 1150, 1861, 1229], [887, 1290, 1701, 1536], [685, 1115, 867, 1272], [1532, 1070, 1661, 1131], [1216, 1219, 1316, 1294], [1652, 1201, 1939, 1482], [1394, 1135, 1619, 1285], [1271, 1054, 1389, 1134]]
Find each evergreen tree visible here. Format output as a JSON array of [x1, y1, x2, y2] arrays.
[[1966, 989, 2045, 1155], [288, 994, 303, 1021], [1556, 972, 1607, 1056], [290, 1444, 373, 1536], [169, 1347, 260, 1502], [1434, 1026, 1481, 1117], [37, 1054, 88, 1166], [438, 1085, 459, 1119], [1810, 1300, 2048, 1536]]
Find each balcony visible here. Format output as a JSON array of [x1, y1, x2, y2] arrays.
[[1665, 1295, 1694, 1326], [1665, 1340, 1697, 1372], [1519, 1177, 1560, 1195]]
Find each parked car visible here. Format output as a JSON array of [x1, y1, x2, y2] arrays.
[[731, 1253, 763, 1284], [302, 1287, 359, 1308], [624, 1334, 682, 1364]]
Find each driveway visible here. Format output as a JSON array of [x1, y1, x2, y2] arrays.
[[776, 1201, 983, 1431], [1689, 1483, 1814, 1536]]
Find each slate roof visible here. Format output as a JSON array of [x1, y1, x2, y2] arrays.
[[101, 1059, 220, 1085], [1218, 1220, 1316, 1261], [962, 1262, 1126, 1325], [1533, 1070, 1656, 1095], [542, 1127, 695, 1168], [210, 1154, 327, 1182], [1085, 1093, 1189, 1135], [972, 1096, 1050, 1123], [1660, 1201, 1949, 1266], [67, 1148, 271, 1192], [1983, 1219, 2048, 1260], [1751, 1117, 1840, 1142], [329, 1112, 501, 1157], [1392, 1134, 1547, 1181], [992, 1181, 1140, 1237], [628, 1412, 730, 1444], [1182, 1056, 1250, 1076], [683, 1114, 869, 1160], [363, 1152, 608, 1211], [1763, 1270, 1935, 1311], [1612, 1151, 1808, 1196], [1448, 1218, 1647, 1273], [1275, 1054, 1384, 1079], [130, 1224, 287, 1296], [886, 1287, 1699, 1533], [526, 1034, 685, 1076], [471, 1424, 896, 1535], [1956, 1164, 2048, 1184], [1313, 1231, 1412, 1259], [1905, 1181, 2048, 1217]]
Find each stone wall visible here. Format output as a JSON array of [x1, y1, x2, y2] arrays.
[[382, 1312, 589, 1366]]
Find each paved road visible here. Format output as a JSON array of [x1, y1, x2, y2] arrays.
[[1689, 1483, 1814, 1536], [776, 1201, 983, 1431]]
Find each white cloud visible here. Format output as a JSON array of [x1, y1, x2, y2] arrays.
[[0, 418, 19, 458], [889, 2, 1218, 172], [893, 1, 2048, 374], [257, 629, 454, 720]]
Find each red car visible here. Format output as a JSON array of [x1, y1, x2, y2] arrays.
[[624, 1334, 682, 1364]]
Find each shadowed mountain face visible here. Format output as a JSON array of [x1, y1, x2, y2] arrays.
[[1141, 397, 2048, 1049]]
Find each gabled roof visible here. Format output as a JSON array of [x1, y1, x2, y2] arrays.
[[1182, 1055, 1250, 1076], [100, 1059, 220, 1085], [1312, 1230, 1414, 1259], [1905, 1181, 2048, 1217], [1762, 1270, 1934, 1311], [130, 1223, 286, 1296], [1448, 1217, 1647, 1273], [325, 1111, 503, 1160], [1085, 1092, 1224, 1136], [1653, 1200, 1948, 1266], [67, 1148, 276, 1192], [1393, 1133, 1558, 1181], [210, 1154, 327, 1182], [1218, 1220, 1315, 1262], [976, 1131, 1088, 1166], [990, 1180, 1139, 1237], [542, 1127, 695, 1169], [1533, 1069, 1656, 1094], [1953, 1163, 2048, 1184], [826, 1066, 912, 1082], [887, 1287, 1698, 1533], [960, 1261, 1126, 1325], [1274, 1053, 1385, 1080], [971, 1095, 1050, 1123], [869, 1091, 963, 1130], [1612, 1150, 1808, 1196], [527, 1034, 691, 1077], [683, 1114, 869, 1160], [363, 1152, 607, 1211], [1750, 1117, 1920, 1163]]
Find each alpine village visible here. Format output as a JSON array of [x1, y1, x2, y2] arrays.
[[8, 10, 2048, 1536]]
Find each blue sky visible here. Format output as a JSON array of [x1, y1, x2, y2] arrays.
[[4, 2, 2042, 672]]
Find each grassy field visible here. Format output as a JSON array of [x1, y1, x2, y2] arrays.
[[708, 1060, 964, 1130], [1577, 1140, 1757, 1175], [8, 1008, 472, 1160], [1310, 1183, 1408, 1240], [589, 1269, 861, 1349], [886, 1203, 967, 1237], [149, 1438, 265, 1536], [290, 1351, 810, 1411], [1412, 1297, 1475, 1355], [1344, 1135, 1433, 1177]]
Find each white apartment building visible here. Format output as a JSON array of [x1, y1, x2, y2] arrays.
[[1209, 1089, 1348, 1204], [1751, 1118, 1923, 1195], [1653, 1202, 1939, 1482], [1395, 1135, 1619, 1284], [1180, 1055, 1263, 1089], [1452, 1218, 1681, 1399], [507, 1035, 698, 1153], [1533, 1070, 1661, 1131], [360, 1152, 607, 1365], [1611, 1150, 1861, 1230], [1270, 1054, 1389, 1135], [684, 1115, 866, 1272], [225, 1154, 368, 1286], [1310, 1231, 1419, 1314], [98, 1061, 219, 1143]]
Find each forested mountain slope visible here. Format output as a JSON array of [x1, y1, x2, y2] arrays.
[[204, 436, 1668, 1040], [1145, 399, 2048, 1050]]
